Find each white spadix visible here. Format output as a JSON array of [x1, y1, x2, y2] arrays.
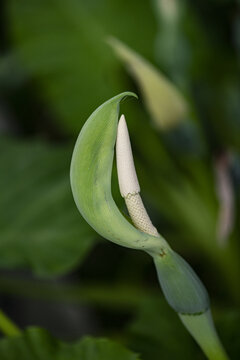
[[116, 114, 158, 236], [116, 114, 140, 197]]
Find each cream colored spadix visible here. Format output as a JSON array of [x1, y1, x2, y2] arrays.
[[116, 114, 140, 197], [116, 114, 158, 237]]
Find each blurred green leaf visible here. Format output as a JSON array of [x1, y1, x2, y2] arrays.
[[152, 0, 190, 88], [7, 0, 157, 134], [7, 0, 125, 134], [0, 54, 28, 90], [0, 137, 96, 277], [0, 327, 140, 360], [80, 0, 157, 61]]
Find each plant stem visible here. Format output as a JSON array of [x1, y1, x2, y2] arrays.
[[180, 310, 229, 360], [0, 309, 21, 337]]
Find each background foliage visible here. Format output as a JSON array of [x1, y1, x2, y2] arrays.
[[0, 0, 240, 358]]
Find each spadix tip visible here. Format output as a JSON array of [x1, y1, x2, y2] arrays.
[[116, 114, 140, 197]]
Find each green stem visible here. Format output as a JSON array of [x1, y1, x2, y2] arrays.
[[179, 310, 229, 360], [0, 309, 21, 337]]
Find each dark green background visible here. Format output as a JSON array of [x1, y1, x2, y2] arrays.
[[0, 0, 239, 358]]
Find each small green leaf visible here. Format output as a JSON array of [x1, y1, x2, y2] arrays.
[[0, 327, 140, 360], [108, 37, 188, 130], [0, 138, 96, 277]]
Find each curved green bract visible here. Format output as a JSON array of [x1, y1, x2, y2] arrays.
[[70, 92, 168, 252], [153, 249, 210, 314]]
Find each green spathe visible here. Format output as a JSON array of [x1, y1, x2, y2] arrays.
[[70, 92, 168, 253]]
